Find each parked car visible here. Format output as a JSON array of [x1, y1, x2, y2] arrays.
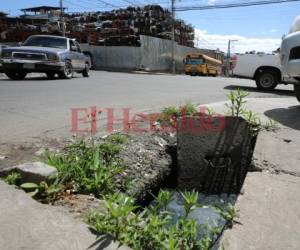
[[0, 35, 91, 80], [0, 44, 8, 72]]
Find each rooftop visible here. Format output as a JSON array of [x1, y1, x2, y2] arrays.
[[21, 6, 65, 12], [0, 12, 8, 16]]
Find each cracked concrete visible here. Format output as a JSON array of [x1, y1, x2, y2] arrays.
[[0, 180, 130, 250], [207, 98, 300, 249], [221, 172, 300, 250]]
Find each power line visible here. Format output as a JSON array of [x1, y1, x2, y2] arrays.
[[175, 0, 300, 11], [120, 0, 143, 6], [80, 0, 107, 8], [95, 0, 121, 8], [64, 0, 92, 9]]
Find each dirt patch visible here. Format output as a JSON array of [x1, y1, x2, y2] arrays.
[[0, 138, 65, 169], [52, 193, 105, 220]]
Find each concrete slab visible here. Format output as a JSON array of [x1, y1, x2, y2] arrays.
[[0, 162, 58, 183], [206, 98, 300, 176], [177, 117, 253, 194], [221, 172, 300, 250], [0, 180, 130, 250], [254, 130, 300, 176]]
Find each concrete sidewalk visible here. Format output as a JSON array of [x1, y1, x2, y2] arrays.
[[0, 180, 129, 250], [208, 98, 300, 250], [221, 172, 300, 250]]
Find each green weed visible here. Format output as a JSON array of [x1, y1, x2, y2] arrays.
[[87, 190, 216, 250], [4, 172, 21, 185], [225, 88, 249, 117], [180, 102, 198, 115], [162, 106, 180, 118], [213, 203, 239, 228], [20, 181, 61, 202], [45, 140, 125, 197]]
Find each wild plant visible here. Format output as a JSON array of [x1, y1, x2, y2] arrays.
[[4, 172, 21, 185], [225, 88, 249, 117], [181, 190, 199, 217]]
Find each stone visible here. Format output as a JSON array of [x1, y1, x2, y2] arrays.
[[0, 162, 58, 184], [34, 148, 46, 156], [155, 191, 236, 243], [114, 133, 174, 204], [0, 155, 7, 160], [0, 180, 131, 250], [177, 116, 256, 194]]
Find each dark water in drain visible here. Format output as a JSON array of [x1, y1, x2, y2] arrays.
[[151, 191, 237, 248]]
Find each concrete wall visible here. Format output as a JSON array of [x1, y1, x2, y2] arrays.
[[81, 36, 221, 72]]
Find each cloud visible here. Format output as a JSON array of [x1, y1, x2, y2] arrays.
[[270, 29, 278, 33], [194, 29, 281, 53], [207, 0, 217, 5]]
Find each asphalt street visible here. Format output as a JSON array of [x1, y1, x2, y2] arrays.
[[0, 71, 295, 143]]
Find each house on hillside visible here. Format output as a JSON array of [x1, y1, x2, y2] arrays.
[[20, 6, 64, 24]]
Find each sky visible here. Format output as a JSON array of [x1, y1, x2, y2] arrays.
[[1, 0, 300, 53]]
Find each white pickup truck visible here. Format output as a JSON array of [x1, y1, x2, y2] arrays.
[[281, 15, 300, 102], [233, 53, 295, 90]]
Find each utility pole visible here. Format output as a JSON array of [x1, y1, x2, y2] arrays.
[[60, 0, 65, 37], [225, 39, 237, 76], [171, 0, 176, 74]]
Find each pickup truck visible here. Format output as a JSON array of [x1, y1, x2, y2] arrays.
[[0, 44, 8, 72], [1, 35, 91, 80], [232, 53, 295, 91], [281, 16, 300, 102]]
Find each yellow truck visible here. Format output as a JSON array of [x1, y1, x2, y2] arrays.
[[184, 53, 222, 76]]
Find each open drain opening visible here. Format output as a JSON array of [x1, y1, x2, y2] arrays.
[[136, 116, 257, 249]]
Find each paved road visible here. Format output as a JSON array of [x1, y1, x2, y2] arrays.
[[0, 71, 295, 143]]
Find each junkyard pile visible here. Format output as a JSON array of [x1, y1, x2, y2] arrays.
[[0, 5, 194, 47]]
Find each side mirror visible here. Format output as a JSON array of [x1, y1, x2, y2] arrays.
[[18, 42, 23, 46], [282, 34, 286, 40]]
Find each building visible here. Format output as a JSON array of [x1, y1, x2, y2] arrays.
[[20, 6, 63, 24], [0, 12, 8, 33]]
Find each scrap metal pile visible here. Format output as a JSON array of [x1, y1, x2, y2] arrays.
[[0, 5, 194, 47]]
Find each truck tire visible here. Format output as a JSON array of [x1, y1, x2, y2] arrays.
[[82, 62, 90, 77], [255, 69, 278, 90], [5, 71, 27, 80], [58, 61, 73, 79], [294, 84, 300, 102]]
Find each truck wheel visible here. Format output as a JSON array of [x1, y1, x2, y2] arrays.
[[5, 71, 27, 80], [255, 69, 278, 90], [82, 62, 90, 77], [294, 84, 300, 102], [58, 61, 73, 79]]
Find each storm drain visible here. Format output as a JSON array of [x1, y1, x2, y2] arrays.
[[176, 116, 256, 195]]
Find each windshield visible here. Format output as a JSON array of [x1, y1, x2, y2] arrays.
[[23, 36, 67, 49], [186, 58, 204, 65]]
